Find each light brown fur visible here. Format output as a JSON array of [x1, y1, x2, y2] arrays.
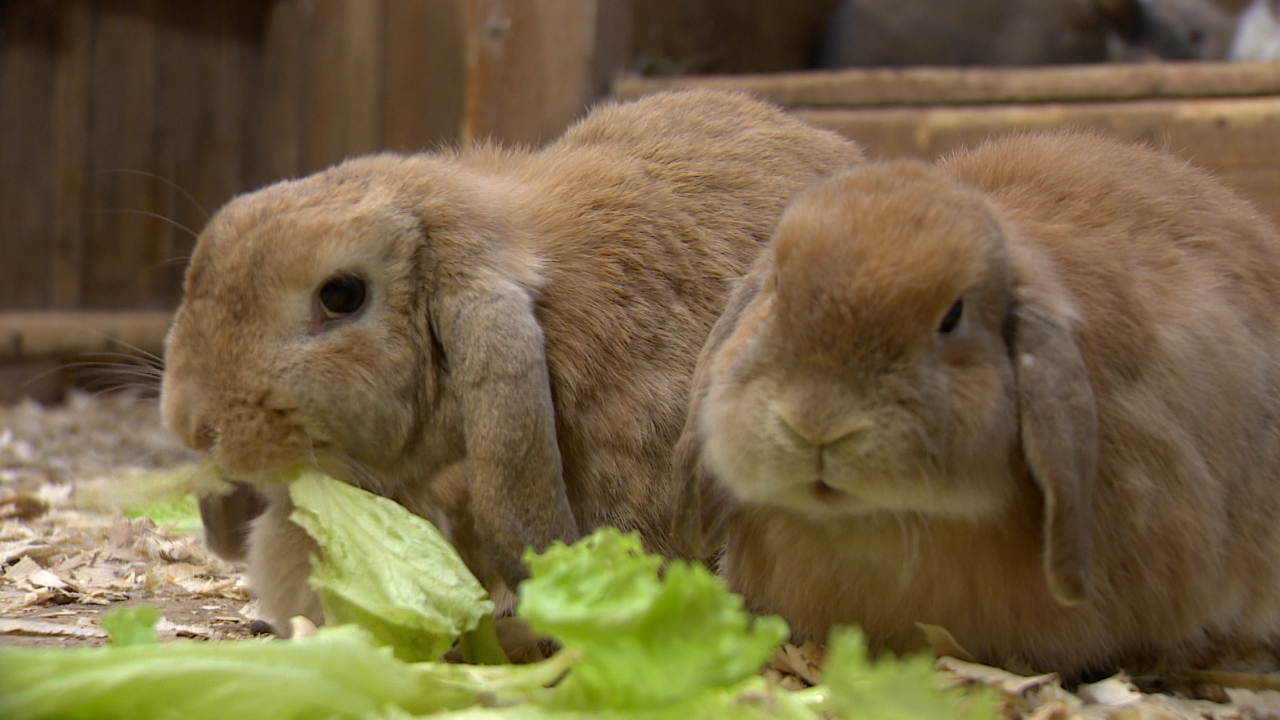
[[161, 90, 864, 634], [677, 131, 1280, 680]]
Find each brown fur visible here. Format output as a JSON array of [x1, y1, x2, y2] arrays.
[[161, 90, 864, 634], [676, 131, 1280, 679]]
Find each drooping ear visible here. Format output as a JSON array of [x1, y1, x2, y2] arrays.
[[672, 422, 737, 560], [1010, 301, 1098, 606], [431, 273, 579, 587], [671, 258, 770, 557]]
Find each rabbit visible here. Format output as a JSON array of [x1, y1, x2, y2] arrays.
[[160, 89, 865, 635], [814, 0, 1232, 67], [1228, 0, 1280, 59], [1104, 0, 1235, 60], [675, 130, 1280, 680]]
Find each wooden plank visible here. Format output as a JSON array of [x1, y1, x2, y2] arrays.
[[299, 0, 386, 173], [0, 310, 173, 359], [337, 0, 386, 160], [614, 62, 1280, 108], [83, 0, 160, 310], [247, 0, 306, 188], [591, 0, 634, 103], [0, 1, 60, 309], [791, 96, 1280, 228], [150, 3, 242, 308], [382, 0, 467, 152], [50, 1, 92, 310], [463, 0, 626, 145]]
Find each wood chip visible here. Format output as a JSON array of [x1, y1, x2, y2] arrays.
[[4, 554, 44, 583], [780, 642, 824, 686], [0, 618, 107, 639], [936, 655, 1060, 696], [1078, 676, 1144, 707], [1183, 670, 1280, 693], [917, 622, 979, 663]]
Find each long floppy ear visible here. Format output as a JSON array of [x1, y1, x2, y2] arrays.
[[1010, 301, 1098, 606], [431, 274, 579, 587], [672, 420, 736, 560], [672, 259, 771, 557]]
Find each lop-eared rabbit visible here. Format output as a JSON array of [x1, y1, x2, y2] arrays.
[[677, 132, 1280, 679], [161, 90, 864, 634]]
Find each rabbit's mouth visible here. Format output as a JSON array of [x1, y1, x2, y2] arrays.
[[809, 478, 848, 502]]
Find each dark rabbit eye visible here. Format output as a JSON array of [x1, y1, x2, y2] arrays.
[[938, 299, 963, 334], [318, 274, 367, 318]]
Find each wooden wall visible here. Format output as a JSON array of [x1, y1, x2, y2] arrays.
[[3, 0, 1279, 402], [0, 0, 627, 399], [0, 0, 882, 320], [630, 0, 840, 74], [1, 0, 467, 315], [616, 64, 1280, 233]]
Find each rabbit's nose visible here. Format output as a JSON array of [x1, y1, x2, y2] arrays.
[[772, 407, 871, 453]]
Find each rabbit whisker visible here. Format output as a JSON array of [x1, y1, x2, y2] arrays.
[[91, 339, 166, 367], [94, 208, 201, 241], [94, 168, 212, 222]]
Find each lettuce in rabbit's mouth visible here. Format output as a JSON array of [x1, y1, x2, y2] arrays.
[[0, 468, 993, 720]]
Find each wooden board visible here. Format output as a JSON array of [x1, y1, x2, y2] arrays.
[[615, 64, 1280, 229], [462, 0, 631, 145], [0, 2, 62, 310], [0, 310, 172, 360], [615, 62, 1280, 106]]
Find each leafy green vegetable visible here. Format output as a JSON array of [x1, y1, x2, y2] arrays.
[[287, 468, 496, 663], [121, 491, 203, 533], [0, 465, 992, 720], [103, 462, 225, 533], [456, 613, 510, 666], [0, 623, 476, 720], [100, 604, 161, 647], [822, 626, 997, 720], [518, 528, 790, 712]]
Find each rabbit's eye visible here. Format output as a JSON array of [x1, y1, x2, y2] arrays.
[[318, 274, 367, 318], [938, 299, 963, 334]]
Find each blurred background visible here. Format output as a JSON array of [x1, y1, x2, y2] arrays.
[[2, 0, 1278, 403]]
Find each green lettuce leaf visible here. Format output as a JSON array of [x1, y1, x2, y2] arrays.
[[101, 461, 225, 534], [100, 604, 161, 647], [822, 626, 997, 720], [121, 491, 203, 534], [286, 468, 495, 662], [516, 528, 790, 712], [0, 623, 475, 720], [0, 464, 987, 720]]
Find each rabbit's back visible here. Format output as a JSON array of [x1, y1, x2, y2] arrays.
[[949, 133, 1280, 669], [713, 131, 1280, 678], [495, 91, 867, 556]]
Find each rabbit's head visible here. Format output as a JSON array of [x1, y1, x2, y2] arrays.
[[162, 153, 573, 585], [685, 160, 1095, 604]]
